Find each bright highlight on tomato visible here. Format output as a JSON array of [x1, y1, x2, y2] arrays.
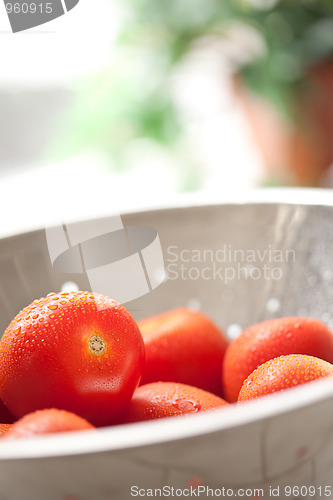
[[0, 291, 145, 427]]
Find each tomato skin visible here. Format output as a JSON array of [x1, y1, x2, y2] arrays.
[[223, 317, 333, 402], [117, 382, 229, 423], [138, 308, 228, 396], [0, 424, 11, 437], [238, 354, 333, 401], [0, 399, 15, 424], [2, 409, 94, 440], [0, 292, 144, 427]]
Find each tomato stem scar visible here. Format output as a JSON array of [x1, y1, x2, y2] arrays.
[[88, 335, 106, 355]]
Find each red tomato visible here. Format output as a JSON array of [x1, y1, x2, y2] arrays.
[[138, 308, 228, 396], [117, 381, 229, 423], [223, 317, 333, 402], [0, 424, 11, 437], [238, 354, 333, 401], [0, 291, 144, 426], [2, 409, 94, 440], [0, 399, 15, 424]]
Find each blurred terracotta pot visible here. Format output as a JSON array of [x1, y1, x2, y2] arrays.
[[233, 59, 333, 187]]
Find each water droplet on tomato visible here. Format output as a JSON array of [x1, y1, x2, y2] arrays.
[[172, 398, 201, 413]]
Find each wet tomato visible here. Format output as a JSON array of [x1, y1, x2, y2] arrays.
[[0, 424, 11, 437], [223, 317, 333, 402], [238, 354, 333, 401], [138, 308, 228, 396], [2, 408, 94, 440], [0, 399, 15, 424], [117, 381, 229, 423], [0, 291, 144, 426]]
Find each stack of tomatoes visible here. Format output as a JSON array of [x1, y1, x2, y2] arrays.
[[0, 291, 333, 440]]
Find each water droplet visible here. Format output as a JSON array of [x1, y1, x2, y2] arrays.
[[227, 324, 242, 340], [266, 298, 280, 313], [172, 398, 201, 413]]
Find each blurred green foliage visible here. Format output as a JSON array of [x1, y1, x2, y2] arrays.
[[50, 0, 333, 185]]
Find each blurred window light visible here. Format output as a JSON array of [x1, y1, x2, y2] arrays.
[[0, 0, 124, 87]]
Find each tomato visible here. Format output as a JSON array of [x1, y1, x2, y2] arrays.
[[223, 317, 333, 402], [0, 424, 11, 437], [238, 354, 333, 401], [117, 381, 229, 423], [2, 409, 94, 440], [0, 399, 15, 424], [0, 291, 144, 426], [138, 308, 228, 396]]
